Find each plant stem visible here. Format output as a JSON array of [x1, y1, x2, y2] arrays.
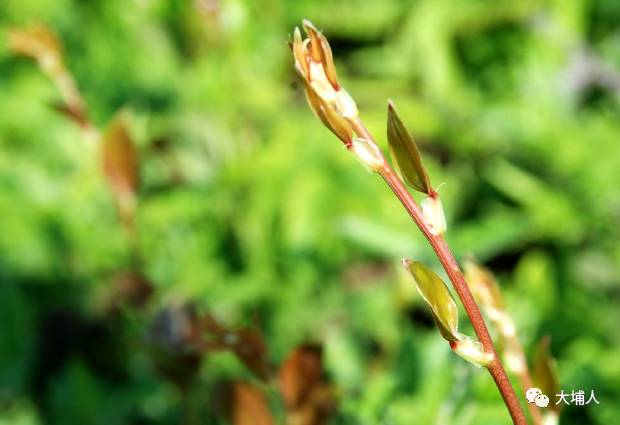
[[508, 334, 543, 425], [351, 119, 528, 425]]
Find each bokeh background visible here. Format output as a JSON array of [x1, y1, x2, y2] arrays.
[[1, 0, 620, 424]]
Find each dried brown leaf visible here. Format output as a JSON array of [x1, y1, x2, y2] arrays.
[[101, 113, 139, 225], [230, 382, 275, 425], [232, 328, 270, 381], [9, 25, 89, 128], [8, 25, 62, 64], [278, 345, 323, 409], [50, 101, 89, 129], [278, 344, 335, 425], [199, 315, 271, 381], [108, 270, 153, 309]]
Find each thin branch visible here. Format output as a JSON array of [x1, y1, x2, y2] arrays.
[[464, 261, 542, 425], [289, 21, 528, 424], [350, 119, 528, 425], [511, 336, 542, 425]]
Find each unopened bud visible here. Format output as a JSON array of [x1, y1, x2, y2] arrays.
[[350, 137, 384, 172], [504, 350, 526, 374], [302, 19, 324, 63], [292, 27, 308, 77], [452, 334, 495, 367], [291, 19, 359, 143], [335, 88, 358, 118], [303, 80, 353, 144], [421, 194, 447, 235]]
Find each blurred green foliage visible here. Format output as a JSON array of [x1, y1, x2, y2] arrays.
[[1, 0, 620, 424]]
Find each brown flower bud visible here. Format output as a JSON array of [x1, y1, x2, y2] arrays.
[[290, 20, 358, 145]]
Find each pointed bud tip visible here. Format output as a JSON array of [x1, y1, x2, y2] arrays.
[[401, 258, 413, 269], [387, 99, 396, 110], [288, 27, 301, 50], [302, 20, 322, 62], [302, 19, 316, 32]]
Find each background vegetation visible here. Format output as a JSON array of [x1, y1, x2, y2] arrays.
[[1, 0, 619, 424]]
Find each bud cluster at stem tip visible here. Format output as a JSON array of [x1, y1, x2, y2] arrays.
[[290, 20, 358, 146]]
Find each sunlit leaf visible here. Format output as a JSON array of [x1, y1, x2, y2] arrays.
[[9, 25, 88, 127], [402, 259, 458, 341], [533, 336, 561, 413], [387, 101, 431, 194], [8, 25, 62, 63]]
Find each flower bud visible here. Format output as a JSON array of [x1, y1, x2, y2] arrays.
[[452, 334, 495, 367], [421, 194, 447, 235], [302, 20, 339, 87], [290, 20, 359, 147], [350, 137, 384, 172], [304, 81, 353, 144], [308, 61, 337, 103], [335, 88, 358, 118]]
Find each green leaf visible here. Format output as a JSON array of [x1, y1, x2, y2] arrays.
[[402, 259, 458, 342], [387, 101, 431, 194], [533, 336, 561, 413]]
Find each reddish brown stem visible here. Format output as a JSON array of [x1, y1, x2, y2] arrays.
[[351, 119, 528, 425], [510, 335, 543, 425]]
